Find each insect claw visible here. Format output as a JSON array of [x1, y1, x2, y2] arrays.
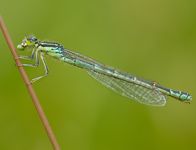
[[14, 57, 20, 59], [16, 64, 23, 67], [27, 82, 31, 85]]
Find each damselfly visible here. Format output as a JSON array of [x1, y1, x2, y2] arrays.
[[16, 36, 192, 106]]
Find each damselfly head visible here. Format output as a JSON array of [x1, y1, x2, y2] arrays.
[[17, 36, 37, 50]]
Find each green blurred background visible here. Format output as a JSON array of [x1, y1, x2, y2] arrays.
[[0, 0, 196, 150]]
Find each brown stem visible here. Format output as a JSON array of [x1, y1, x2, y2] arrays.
[[0, 15, 61, 150]]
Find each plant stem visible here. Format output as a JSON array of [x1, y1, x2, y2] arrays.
[[0, 15, 61, 150]]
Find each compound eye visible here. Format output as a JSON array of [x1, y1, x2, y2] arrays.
[[27, 37, 37, 42], [32, 37, 37, 41]]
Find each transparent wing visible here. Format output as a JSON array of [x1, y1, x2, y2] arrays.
[[85, 69, 167, 106], [63, 48, 104, 66], [63, 48, 167, 106]]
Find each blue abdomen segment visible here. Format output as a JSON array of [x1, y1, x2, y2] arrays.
[[170, 90, 191, 102], [75, 59, 93, 69], [156, 84, 191, 103]]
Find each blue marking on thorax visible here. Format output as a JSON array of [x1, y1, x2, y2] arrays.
[[58, 45, 64, 51]]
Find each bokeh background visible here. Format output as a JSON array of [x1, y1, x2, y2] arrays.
[[0, 0, 196, 150]]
